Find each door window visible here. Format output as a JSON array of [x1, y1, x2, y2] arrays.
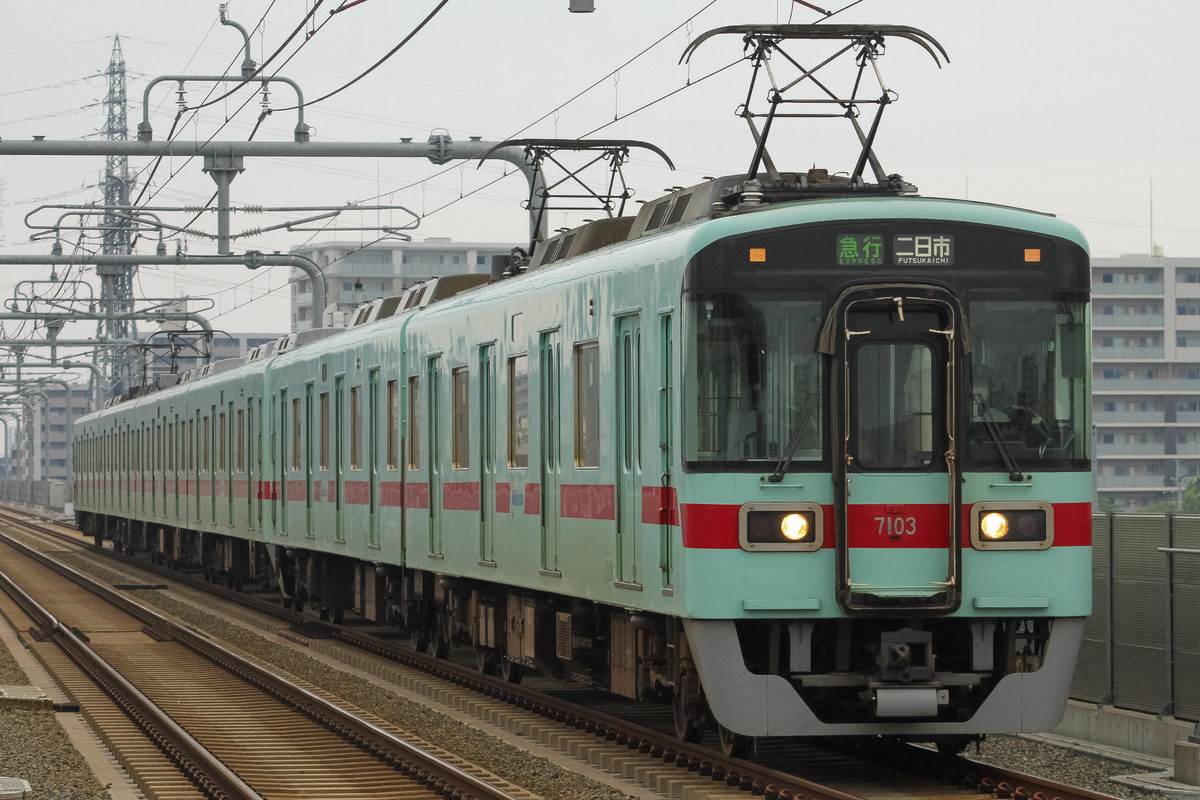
[[852, 341, 935, 469]]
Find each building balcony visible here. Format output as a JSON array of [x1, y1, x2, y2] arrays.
[[1093, 315, 1165, 329], [1094, 411, 1165, 425], [1092, 283, 1165, 296], [1094, 378, 1200, 393], [1097, 444, 1171, 456], [1093, 346, 1165, 360], [1094, 475, 1172, 489]]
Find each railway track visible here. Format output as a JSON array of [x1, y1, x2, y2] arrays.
[[0, 518, 534, 800], [0, 508, 1129, 800]]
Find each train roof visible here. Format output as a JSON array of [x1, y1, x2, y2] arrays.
[[82, 171, 1087, 422], [524, 171, 1087, 274]]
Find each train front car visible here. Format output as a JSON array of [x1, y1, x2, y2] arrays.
[[674, 197, 1091, 752]]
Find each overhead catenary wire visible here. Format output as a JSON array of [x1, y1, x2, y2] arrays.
[[128, 0, 448, 228], [273, 0, 453, 111]]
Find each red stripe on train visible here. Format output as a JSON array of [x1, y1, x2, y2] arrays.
[[443, 481, 480, 511], [681, 502, 1093, 549], [561, 484, 615, 520], [641, 486, 679, 526]]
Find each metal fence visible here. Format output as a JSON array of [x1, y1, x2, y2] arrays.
[[1074, 513, 1200, 722]]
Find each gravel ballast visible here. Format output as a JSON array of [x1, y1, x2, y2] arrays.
[[0, 625, 111, 800]]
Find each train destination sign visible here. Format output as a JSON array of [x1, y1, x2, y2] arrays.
[[836, 233, 955, 267], [894, 234, 954, 265]]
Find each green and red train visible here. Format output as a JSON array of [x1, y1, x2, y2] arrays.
[[74, 169, 1091, 754]]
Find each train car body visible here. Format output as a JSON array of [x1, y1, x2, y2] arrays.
[[74, 176, 1091, 751]]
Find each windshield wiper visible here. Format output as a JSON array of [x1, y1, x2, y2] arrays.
[[973, 392, 1024, 482], [768, 394, 819, 483]]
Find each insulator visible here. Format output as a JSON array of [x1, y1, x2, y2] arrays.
[[242, 204, 263, 214], [240, 228, 262, 238]]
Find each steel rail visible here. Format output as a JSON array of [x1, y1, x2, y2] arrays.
[[0, 522, 522, 800], [0, 546, 264, 800], [7, 509, 1125, 800]]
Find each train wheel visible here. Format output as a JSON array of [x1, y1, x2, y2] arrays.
[[500, 657, 523, 684], [718, 723, 751, 759], [427, 621, 449, 659], [672, 671, 704, 743], [475, 646, 496, 676]]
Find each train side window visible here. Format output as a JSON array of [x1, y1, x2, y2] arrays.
[[236, 409, 245, 473], [220, 412, 228, 472], [575, 341, 601, 468], [350, 385, 362, 470], [407, 376, 420, 470], [202, 416, 210, 473], [291, 398, 302, 471], [333, 378, 344, 480], [319, 392, 330, 470], [386, 379, 399, 470], [452, 366, 470, 469], [508, 354, 529, 468]]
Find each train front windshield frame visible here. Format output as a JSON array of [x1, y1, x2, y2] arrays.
[[681, 215, 1091, 475], [682, 290, 1090, 473]]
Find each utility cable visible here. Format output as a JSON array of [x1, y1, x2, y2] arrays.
[[274, 0, 452, 111]]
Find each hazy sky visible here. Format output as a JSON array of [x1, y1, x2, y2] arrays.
[[1, 0, 1197, 335]]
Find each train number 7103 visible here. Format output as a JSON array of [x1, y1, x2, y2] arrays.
[[876, 516, 917, 537]]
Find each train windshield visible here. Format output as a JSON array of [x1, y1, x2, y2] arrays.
[[684, 292, 825, 468], [966, 296, 1091, 468], [683, 291, 1090, 472]]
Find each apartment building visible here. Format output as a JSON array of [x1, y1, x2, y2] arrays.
[[1093, 253, 1200, 509], [288, 238, 518, 331]]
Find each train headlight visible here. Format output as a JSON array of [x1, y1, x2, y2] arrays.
[[739, 503, 823, 552], [970, 502, 1054, 550], [781, 513, 809, 541], [980, 512, 1009, 540]]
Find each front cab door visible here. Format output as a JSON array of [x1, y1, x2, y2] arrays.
[[822, 285, 964, 614]]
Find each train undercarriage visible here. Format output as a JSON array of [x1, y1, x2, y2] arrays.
[[79, 512, 1076, 755]]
